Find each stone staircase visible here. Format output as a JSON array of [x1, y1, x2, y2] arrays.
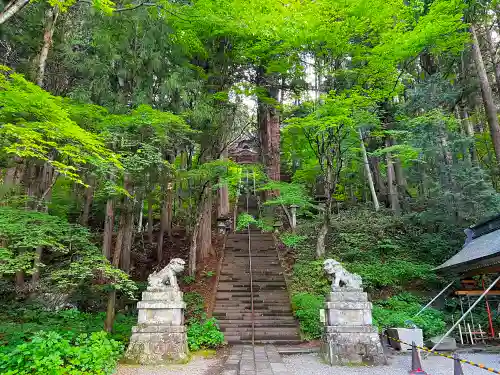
[[213, 200, 301, 344]]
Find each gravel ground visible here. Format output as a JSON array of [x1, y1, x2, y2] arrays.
[[282, 352, 500, 375], [115, 351, 228, 375]]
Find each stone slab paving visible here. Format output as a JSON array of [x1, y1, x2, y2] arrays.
[[221, 345, 287, 375], [115, 351, 226, 375], [282, 352, 500, 375]]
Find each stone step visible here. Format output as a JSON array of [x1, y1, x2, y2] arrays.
[[215, 304, 292, 309], [214, 311, 294, 317], [215, 300, 292, 305], [219, 322, 297, 328], [216, 290, 288, 301], [243, 339, 304, 345], [217, 318, 296, 324], [217, 314, 296, 320], [216, 297, 291, 302], [220, 326, 300, 340]]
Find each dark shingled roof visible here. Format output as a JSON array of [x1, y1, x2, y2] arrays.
[[435, 213, 500, 274]]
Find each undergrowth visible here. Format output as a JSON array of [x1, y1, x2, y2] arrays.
[[284, 209, 455, 341]]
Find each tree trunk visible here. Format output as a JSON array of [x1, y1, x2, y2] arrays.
[[157, 199, 167, 263], [104, 201, 126, 332], [486, 28, 500, 94], [32, 163, 56, 285], [471, 25, 500, 164], [0, 0, 29, 25], [80, 177, 94, 226], [112, 214, 126, 267], [257, 66, 281, 185], [15, 271, 25, 290], [36, 6, 59, 88], [120, 209, 134, 274], [188, 209, 204, 276], [316, 219, 328, 258], [147, 197, 154, 245], [104, 290, 116, 333], [197, 184, 212, 260], [30, 246, 43, 286], [137, 199, 143, 233], [280, 202, 294, 230], [166, 182, 173, 239], [316, 160, 334, 259], [368, 156, 387, 205], [460, 105, 478, 164], [359, 129, 380, 211], [217, 151, 230, 218], [157, 182, 173, 262], [385, 138, 400, 215], [102, 199, 114, 259]]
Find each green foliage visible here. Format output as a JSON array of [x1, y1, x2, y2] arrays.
[[0, 67, 120, 185], [259, 181, 313, 211], [202, 270, 215, 278], [373, 293, 446, 339], [290, 261, 330, 296], [184, 292, 206, 322], [0, 207, 136, 296], [326, 209, 461, 268], [0, 330, 123, 375], [0, 305, 132, 375], [255, 217, 274, 232], [349, 261, 436, 290], [280, 232, 307, 249], [291, 293, 324, 340], [236, 213, 257, 231], [183, 293, 224, 350], [0, 304, 135, 347], [182, 275, 196, 285], [186, 318, 225, 351]]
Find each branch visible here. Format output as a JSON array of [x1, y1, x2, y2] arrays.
[[114, 1, 152, 11], [217, 120, 255, 158], [36, 172, 60, 211], [78, 0, 193, 21]]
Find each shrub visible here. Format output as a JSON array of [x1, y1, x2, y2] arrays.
[[182, 275, 196, 285], [372, 293, 446, 338], [280, 232, 307, 249], [349, 261, 437, 290], [291, 293, 324, 340], [0, 330, 123, 375], [184, 292, 205, 322], [291, 261, 330, 295], [0, 304, 135, 347], [186, 318, 225, 351], [236, 213, 256, 231]]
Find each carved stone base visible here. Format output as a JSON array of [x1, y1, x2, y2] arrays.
[[124, 286, 188, 364], [321, 326, 386, 365], [124, 325, 189, 364], [321, 289, 387, 366]]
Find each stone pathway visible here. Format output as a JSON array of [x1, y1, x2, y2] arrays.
[[282, 352, 500, 375], [115, 350, 228, 375], [221, 345, 287, 375]]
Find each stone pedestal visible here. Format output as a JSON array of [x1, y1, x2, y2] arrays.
[[124, 287, 189, 364], [321, 288, 386, 366]]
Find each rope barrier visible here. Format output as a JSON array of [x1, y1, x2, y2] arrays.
[[381, 332, 500, 374]]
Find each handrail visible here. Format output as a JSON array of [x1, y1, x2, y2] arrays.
[[245, 171, 255, 345]]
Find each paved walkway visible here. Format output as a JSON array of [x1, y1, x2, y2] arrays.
[[221, 345, 287, 375], [282, 352, 500, 375]]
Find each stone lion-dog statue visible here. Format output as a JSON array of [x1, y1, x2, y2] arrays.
[[147, 258, 185, 290], [323, 258, 363, 289]]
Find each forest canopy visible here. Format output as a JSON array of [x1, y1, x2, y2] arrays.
[[2, 0, 500, 371]]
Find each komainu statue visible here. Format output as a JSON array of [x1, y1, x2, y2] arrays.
[[147, 258, 185, 290], [324, 259, 362, 289]]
